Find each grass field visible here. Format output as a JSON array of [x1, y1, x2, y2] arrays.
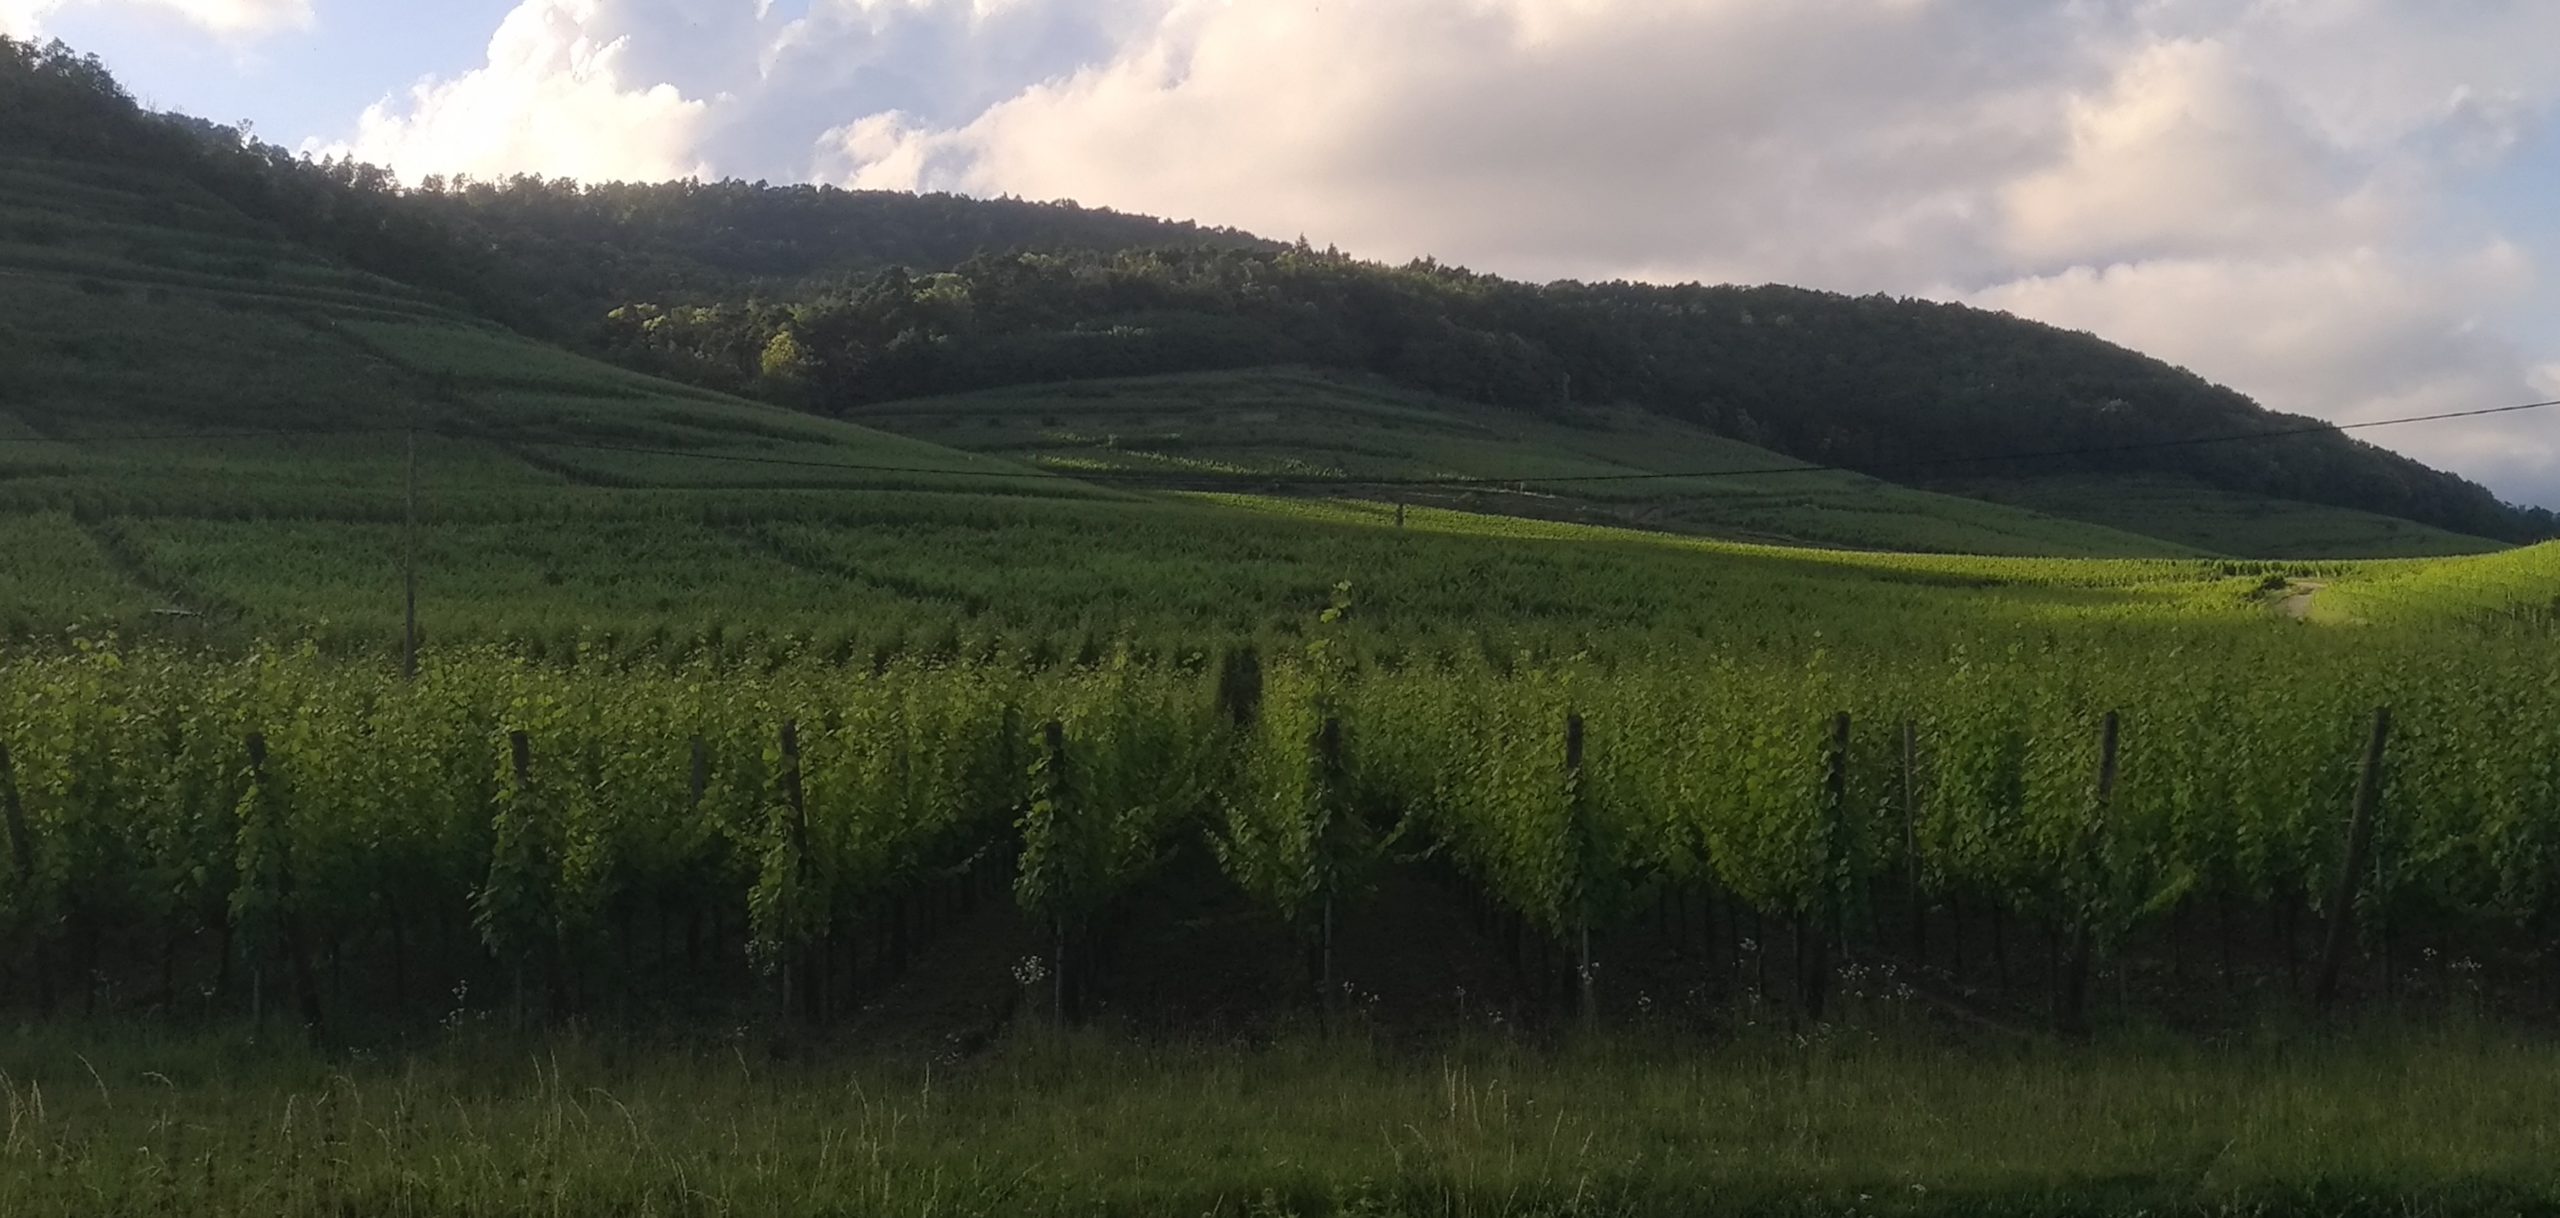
[[9, 1022, 2560, 1217]]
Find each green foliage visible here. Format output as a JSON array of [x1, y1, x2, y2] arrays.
[[0, 529, 2552, 1017], [2312, 543, 2560, 630], [1014, 658, 1222, 927]]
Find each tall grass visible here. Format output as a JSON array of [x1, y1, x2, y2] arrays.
[[5, 1022, 2558, 1216]]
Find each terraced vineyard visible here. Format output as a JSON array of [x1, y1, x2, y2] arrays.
[[850, 369, 2212, 556]]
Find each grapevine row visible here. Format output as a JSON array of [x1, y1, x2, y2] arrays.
[[1, 637, 2554, 1029]]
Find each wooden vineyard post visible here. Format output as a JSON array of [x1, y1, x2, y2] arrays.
[[1567, 712, 1594, 1030], [504, 729, 536, 1025], [779, 720, 815, 1023], [688, 736, 711, 808], [401, 424, 419, 681], [1395, 499, 1407, 530], [680, 734, 708, 983], [1317, 716, 1343, 1009], [1219, 645, 1262, 730], [0, 741, 31, 890], [1900, 719, 1922, 962], [2058, 710, 2119, 1036], [1802, 712, 1850, 1022], [1043, 719, 1069, 1028], [0, 740, 45, 1011], [2316, 707, 2392, 1015], [248, 733, 325, 1042]]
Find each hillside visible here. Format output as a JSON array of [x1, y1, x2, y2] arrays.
[[0, 142, 2247, 654], [4, 98, 2347, 658], [854, 368, 2203, 557], [8, 33, 2546, 556], [0, 148, 2242, 655], [0, 146, 1099, 646], [1, 133, 2535, 656], [587, 248, 2553, 545], [1932, 473, 2509, 559], [24, 147, 2514, 656], [0, 38, 2256, 575]]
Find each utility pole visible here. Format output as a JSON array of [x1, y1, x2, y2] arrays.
[[402, 424, 419, 680]]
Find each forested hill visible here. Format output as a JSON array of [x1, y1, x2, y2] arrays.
[[6, 33, 2551, 544], [400, 179, 1283, 329], [600, 254, 2552, 541], [0, 35, 1270, 333]]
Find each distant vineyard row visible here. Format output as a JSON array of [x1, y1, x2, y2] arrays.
[[12, 480, 2554, 660]]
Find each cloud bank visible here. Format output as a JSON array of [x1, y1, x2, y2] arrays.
[[324, 0, 2560, 506], [3, 0, 310, 39]]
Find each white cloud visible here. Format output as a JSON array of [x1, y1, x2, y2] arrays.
[[316, 0, 2560, 507], [324, 0, 719, 183], [331, 0, 1161, 184], [3, 0, 310, 39], [1998, 38, 2398, 268], [827, 0, 2080, 289]]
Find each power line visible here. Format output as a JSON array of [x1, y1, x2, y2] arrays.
[[3, 394, 2552, 492]]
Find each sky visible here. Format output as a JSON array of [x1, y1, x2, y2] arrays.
[[8, 0, 2558, 509]]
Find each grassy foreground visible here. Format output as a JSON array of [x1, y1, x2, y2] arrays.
[[5, 1023, 2559, 1216]]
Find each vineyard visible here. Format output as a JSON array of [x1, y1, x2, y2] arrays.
[[4, 566, 2554, 1034], [18, 53, 2560, 1215], [8, 207, 2557, 1032]]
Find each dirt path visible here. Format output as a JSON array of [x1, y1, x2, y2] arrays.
[[2279, 580, 2325, 620]]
